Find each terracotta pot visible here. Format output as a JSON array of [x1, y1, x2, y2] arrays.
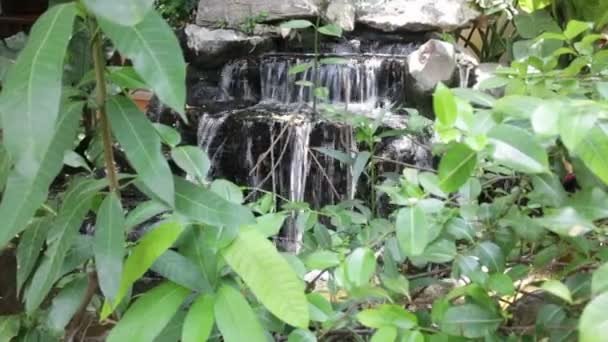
[[129, 90, 153, 112], [2, 0, 48, 15]]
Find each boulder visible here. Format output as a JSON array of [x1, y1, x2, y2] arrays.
[[196, 0, 318, 27], [183, 25, 274, 69], [408, 39, 457, 92], [326, 0, 356, 32], [357, 0, 480, 32]]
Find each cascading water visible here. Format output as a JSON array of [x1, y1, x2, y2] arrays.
[[197, 113, 228, 178]]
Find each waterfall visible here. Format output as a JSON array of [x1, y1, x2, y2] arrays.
[[197, 113, 228, 178]]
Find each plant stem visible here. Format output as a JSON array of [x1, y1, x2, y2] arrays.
[[91, 22, 119, 192]]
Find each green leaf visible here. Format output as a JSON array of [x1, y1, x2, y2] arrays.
[[317, 24, 343, 37], [494, 96, 542, 119], [440, 304, 502, 338], [182, 294, 215, 342], [352, 152, 371, 196], [25, 178, 102, 313], [214, 284, 267, 342], [303, 250, 340, 270], [153, 123, 181, 147], [563, 20, 593, 40], [210, 179, 244, 204], [396, 206, 429, 257], [419, 239, 457, 264], [107, 96, 175, 206], [346, 247, 376, 288], [101, 221, 184, 319], [107, 282, 190, 342], [248, 213, 287, 237], [0, 316, 20, 341], [47, 276, 88, 332], [0, 145, 11, 191], [401, 330, 424, 342], [535, 207, 595, 237], [63, 150, 91, 172], [0, 3, 76, 167], [529, 174, 568, 207], [474, 242, 505, 273], [94, 192, 125, 301], [559, 111, 597, 151], [452, 88, 496, 107], [288, 329, 317, 342], [222, 228, 309, 328], [99, 10, 186, 119], [280, 20, 314, 29], [0, 103, 83, 251], [171, 146, 210, 183], [568, 188, 608, 221], [488, 274, 515, 296], [487, 124, 549, 174], [356, 304, 418, 329], [518, 0, 551, 12], [580, 293, 608, 342], [371, 326, 397, 342], [151, 249, 211, 291], [433, 83, 457, 126], [531, 101, 561, 136], [541, 280, 573, 303], [288, 62, 313, 75], [174, 177, 254, 227], [307, 293, 333, 322], [592, 263, 608, 296], [124, 200, 168, 231], [319, 57, 349, 65], [572, 125, 608, 185], [82, 0, 154, 26], [438, 143, 477, 193], [107, 66, 148, 90], [16, 218, 50, 292]]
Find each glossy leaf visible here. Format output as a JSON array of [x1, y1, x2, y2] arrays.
[[487, 124, 549, 174], [174, 177, 254, 228], [151, 249, 211, 291], [433, 83, 457, 126], [288, 329, 317, 342], [0, 316, 20, 341], [107, 96, 175, 206], [573, 125, 608, 185], [63, 150, 91, 172], [248, 213, 287, 238], [317, 24, 342, 37], [0, 100, 82, 250], [535, 207, 595, 237], [124, 200, 168, 231], [592, 263, 608, 295], [99, 11, 186, 119], [440, 304, 502, 338], [210, 179, 244, 204], [396, 206, 429, 257], [171, 146, 210, 183], [94, 192, 125, 301], [580, 293, 608, 342], [107, 282, 190, 342], [529, 174, 567, 207], [16, 218, 50, 292], [82, 0, 154, 26], [222, 228, 309, 328], [474, 242, 505, 273], [0, 145, 11, 191], [25, 179, 102, 313], [280, 20, 314, 29], [101, 221, 183, 319], [47, 276, 88, 332], [438, 143, 477, 193], [214, 284, 267, 342], [356, 304, 418, 329], [303, 250, 341, 270], [153, 123, 181, 147], [0, 3, 76, 167], [346, 247, 376, 288], [182, 294, 215, 342], [371, 326, 397, 342], [541, 280, 573, 303], [108, 66, 148, 90]]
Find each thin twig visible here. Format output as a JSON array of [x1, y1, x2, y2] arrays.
[[308, 149, 342, 200]]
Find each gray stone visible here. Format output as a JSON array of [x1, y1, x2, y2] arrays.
[[326, 0, 356, 32], [196, 0, 318, 27], [408, 39, 457, 92], [183, 25, 274, 69], [357, 0, 480, 32]]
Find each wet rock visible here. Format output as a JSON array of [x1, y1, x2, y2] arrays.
[[357, 0, 480, 32], [327, 0, 356, 32], [183, 25, 274, 69], [408, 39, 457, 92], [195, 0, 318, 27]]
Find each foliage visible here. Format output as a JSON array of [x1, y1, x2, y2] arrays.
[[240, 11, 269, 35], [154, 0, 197, 28]]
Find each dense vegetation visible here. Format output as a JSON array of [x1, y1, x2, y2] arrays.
[[0, 0, 608, 341]]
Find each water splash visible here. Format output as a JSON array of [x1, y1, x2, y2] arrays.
[[197, 113, 228, 177]]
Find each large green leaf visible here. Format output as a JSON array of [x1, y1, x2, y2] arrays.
[[25, 178, 104, 313], [573, 125, 608, 185], [107, 96, 175, 206], [151, 249, 211, 291], [345, 247, 376, 288], [222, 228, 309, 328], [16, 217, 50, 292], [214, 284, 267, 342], [99, 11, 186, 119], [101, 221, 183, 319], [124, 200, 168, 231], [396, 206, 429, 257], [487, 124, 549, 174], [579, 293, 608, 342], [433, 83, 457, 126], [0, 144, 11, 191], [440, 304, 502, 338], [47, 276, 88, 333], [182, 294, 215, 342], [171, 146, 210, 184], [82, 0, 154, 26], [529, 174, 568, 207], [94, 193, 125, 301], [0, 3, 76, 165], [370, 327, 397, 342], [356, 304, 418, 329], [438, 143, 477, 193], [0, 101, 83, 249], [0, 316, 20, 341], [174, 177, 255, 228], [107, 282, 190, 342]]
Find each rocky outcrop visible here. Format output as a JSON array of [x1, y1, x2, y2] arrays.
[[408, 39, 457, 92], [196, 0, 318, 27], [326, 0, 356, 32], [357, 0, 480, 32], [183, 25, 274, 69]]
